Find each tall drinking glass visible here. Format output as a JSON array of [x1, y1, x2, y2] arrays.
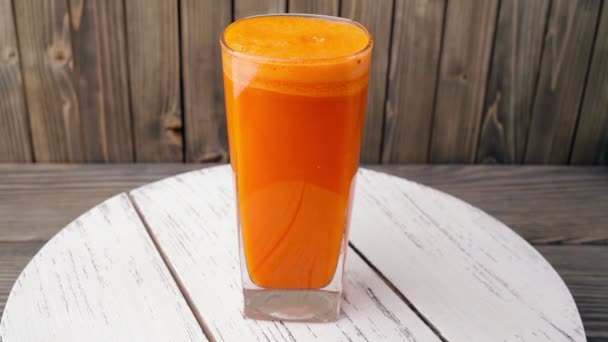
[[221, 14, 372, 322]]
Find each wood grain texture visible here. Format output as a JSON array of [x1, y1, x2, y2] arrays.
[[1, 244, 606, 342], [234, 0, 286, 19], [382, 0, 445, 163], [0, 0, 32, 162], [477, 0, 549, 164], [288, 0, 338, 15], [0, 194, 206, 341], [370, 164, 608, 244], [130, 166, 440, 341], [2, 240, 606, 339], [14, 0, 83, 162], [181, 0, 230, 163], [571, 3, 608, 165], [0, 165, 605, 339], [69, 0, 133, 162], [525, 0, 602, 164], [126, 0, 182, 162], [538, 246, 608, 340], [0, 241, 45, 318], [0, 163, 205, 242], [2, 0, 605, 166], [351, 168, 584, 341], [130, 165, 586, 340], [2, 164, 606, 245], [341, 0, 394, 163], [429, 0, 498, 163]]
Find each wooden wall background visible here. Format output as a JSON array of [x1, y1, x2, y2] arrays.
[[0, 0, 606, 164]]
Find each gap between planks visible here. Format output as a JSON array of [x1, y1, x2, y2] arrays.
[[125, 192, 448, 342], [127, 193, 216, 342], [348, 243, 449, 342]]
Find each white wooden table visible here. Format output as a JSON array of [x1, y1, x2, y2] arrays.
[[0, 166, 585, 341]]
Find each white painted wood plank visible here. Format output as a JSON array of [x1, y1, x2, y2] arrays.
[[0, 194, 205, 342], [130, 165, 440, 342], [351, 169, 585, 342], [1, 165, 585, 341]]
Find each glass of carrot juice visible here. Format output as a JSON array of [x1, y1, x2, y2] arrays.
[[221, 14, 372, 322]]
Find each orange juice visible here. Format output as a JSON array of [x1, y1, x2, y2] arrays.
[[222, 15, 372, 290]]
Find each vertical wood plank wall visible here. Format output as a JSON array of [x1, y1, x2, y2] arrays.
[[0, 0, 31, 162], [70, 0, 134, 162], [525, 0, 601, 164], [0, 0, 606, 164], [126, 0, 182, 162], [430, 0, 498, 163], [477, 0, 549, 164], [15, 0, 83, 162]]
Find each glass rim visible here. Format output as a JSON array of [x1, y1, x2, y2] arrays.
[[220, 13, 373, 64]]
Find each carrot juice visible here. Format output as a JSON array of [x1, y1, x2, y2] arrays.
[[221, 14, 372, 321]]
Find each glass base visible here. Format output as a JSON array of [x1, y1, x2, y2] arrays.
[[244, 288, 341, 322], [234, 171, 351, 323]]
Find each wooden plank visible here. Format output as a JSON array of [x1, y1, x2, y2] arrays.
[[571, 4, 608, 165], [125, 0, 182, 162], [0, 194, 206, 341], [429, 0, 498, 163], [234, 0, 286, 19], [381, 0, 445, 163], [525, 0, 602, 164], [477, 0, 549, 164], [341, 0, 394, 163], [0, 241, 45, 318], [14, 0, 83, 162], [0, 165, 606, 337], [181, 0, 230, 163], [370, 164, 608, 244], [0, 0, 32, 162], [288, 0, 338, 15], [2, 164, 606, 244], [0, 163, 204, 242], [0, 165, 605, 339], [69, 0, 133, 162], [538, 246, 608, 341], [130, 166, 440, 341], [351, 168, 585, 341], [2, 243, 605, 339]]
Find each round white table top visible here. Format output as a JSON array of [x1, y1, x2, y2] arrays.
[[0, 166, 584, 341]]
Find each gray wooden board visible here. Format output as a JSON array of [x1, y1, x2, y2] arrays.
[[429, 0, 498, 163], [476, 0, 549, 164], [234, 0, 286, 19], [69, 0, 134, 162], [126, 0, 183, 162], [525, 0, 602, 164], [181, 0, 231, 163], [382, 0, 445, 163], [570, 3, 608, 165], [14, 0, 83, 162], [0, 0, 31, 162], [288, 0, 338, 15], [341, 0, 394, 163]]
